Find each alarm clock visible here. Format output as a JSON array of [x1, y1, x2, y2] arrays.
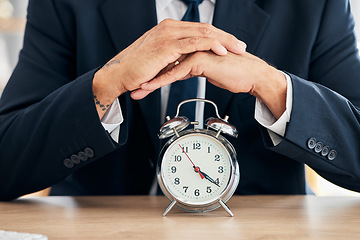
[[157, 99, 240, 216]]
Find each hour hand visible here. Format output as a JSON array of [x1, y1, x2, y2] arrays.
[[199, 170, 220, 187]]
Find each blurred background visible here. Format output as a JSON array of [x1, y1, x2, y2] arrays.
[[0, 0, 27, 95], [0, 0, 359, 197]]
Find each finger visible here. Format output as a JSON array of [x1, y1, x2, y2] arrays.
[[140, 71, 192, 92], [141, 55, 204, 91], [173, 37, 228, 56], [172, 28, 246, 55], [157, 19, 247, 54], [153, 38, 225, 70], [130, 89, 154, 100]]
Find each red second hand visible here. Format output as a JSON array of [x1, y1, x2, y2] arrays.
[[178, 144, 205, 179]]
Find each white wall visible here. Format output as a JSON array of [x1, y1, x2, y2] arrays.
[[0, 0, 27, 96], [350, 0, 360, 41]]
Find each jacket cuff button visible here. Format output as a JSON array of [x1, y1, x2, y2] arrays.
[[78, 151, 88, 161], [314, 142, 323, 153], [328, 150, 337, 161], [307, 138, 316, 149], [84, 147, 94, 158], [321, 146, 330, 156], [63, 159, 74, 168], [70, 154, 80, 164]]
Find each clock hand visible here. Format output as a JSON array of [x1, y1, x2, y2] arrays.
[[198, 169, 220, 187], [178, 144, 205, 179]]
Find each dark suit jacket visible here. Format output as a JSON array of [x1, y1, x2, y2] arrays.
[[0, 0, 360, 200]]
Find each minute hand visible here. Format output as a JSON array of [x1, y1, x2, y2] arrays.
[[178, 144, 205, 179], [199, 169, 220, 187]]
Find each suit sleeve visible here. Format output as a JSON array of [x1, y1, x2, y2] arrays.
[[264, 0, 360, 192], [0, 0, 121, 200]]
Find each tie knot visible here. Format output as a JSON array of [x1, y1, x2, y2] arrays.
[[181, 0, 203, 22], [181, 0, 204, 6]]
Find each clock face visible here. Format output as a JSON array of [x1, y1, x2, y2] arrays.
[[159, 132, 234, 206]]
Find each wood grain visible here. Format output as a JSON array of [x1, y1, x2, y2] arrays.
[[0, 195, 359, 240]]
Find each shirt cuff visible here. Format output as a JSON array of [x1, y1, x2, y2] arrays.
[[254, 72, 293, 145], [101, 98, 123, 142]]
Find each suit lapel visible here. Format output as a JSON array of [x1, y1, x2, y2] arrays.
[[100, 0, 161, 152], [206, 0, 271, 117], [212, 0, 271, 54], [99, 0, 157, 52]]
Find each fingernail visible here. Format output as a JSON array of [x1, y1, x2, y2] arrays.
[[141, 82, 148, 89], [220, 46, 228, 55], [237, 41, 247, 53]]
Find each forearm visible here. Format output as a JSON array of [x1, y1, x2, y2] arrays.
[[0, 70, 118, 200], [266, 74, 360, 192]]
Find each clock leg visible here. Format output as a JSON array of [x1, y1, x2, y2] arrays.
[[219, 199, 234, 217], [163, 200, 177, 217]]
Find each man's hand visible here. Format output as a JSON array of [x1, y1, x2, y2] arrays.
[[138, 51, 287, 119], [92, 19, 246, 119]]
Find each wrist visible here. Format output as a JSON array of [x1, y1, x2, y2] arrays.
[[250, 65, 287, 119], [93, 64, 127, 95], [93, 68, 125, 119]]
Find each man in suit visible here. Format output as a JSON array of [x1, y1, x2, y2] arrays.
[[0, 0, 359, 200]]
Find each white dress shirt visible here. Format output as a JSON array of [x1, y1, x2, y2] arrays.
[[101, 0, 293, 146]]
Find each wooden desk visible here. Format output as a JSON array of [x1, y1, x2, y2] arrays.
[[0, 195, 359, 239]]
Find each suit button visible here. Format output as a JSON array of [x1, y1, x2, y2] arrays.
[[78, 151, 88, 161], [63, 159, 74, 168], [307, 138, 316, 149], [314, 142, 323, 153], [84, 147, 94, 158], [70, 154, 80, 164], [328, 150, 337, 160], [321, 146, 330, 156]]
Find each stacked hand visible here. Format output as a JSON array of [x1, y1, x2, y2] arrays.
[[93, 19, 286, 120]]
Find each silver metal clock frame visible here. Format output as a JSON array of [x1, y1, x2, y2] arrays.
[[157, 129, 240, 217]]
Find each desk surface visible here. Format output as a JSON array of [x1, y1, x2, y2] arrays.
[[0, 195, 359, 240]]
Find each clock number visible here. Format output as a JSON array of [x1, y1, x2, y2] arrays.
[[218, 166, 224, 173], [174, 155, 182, 162], [171, 166, 176, 173], [183, 186, 188, 193], [206, 186, 212, 193], [194, 189, 200, 196], [181, 146, 189, 153], [174, 178, 180, 185], [215, 178, 220, 185], [214, 154, 220, 161], [208, 146, 211, 153], [193, 143, 201, 150]]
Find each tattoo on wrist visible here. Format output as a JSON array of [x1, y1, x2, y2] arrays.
[[104, 59, 120, 68], [94, 95, 110, 111]]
